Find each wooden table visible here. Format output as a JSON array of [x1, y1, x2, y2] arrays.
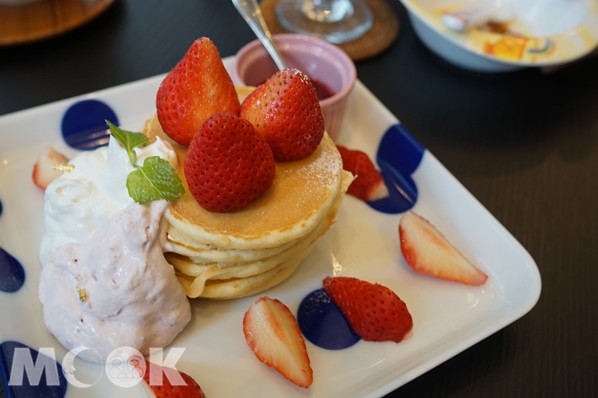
[[1, 1, 596, 397]]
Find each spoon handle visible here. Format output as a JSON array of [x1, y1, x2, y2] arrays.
[[232, 0, 287, 71]]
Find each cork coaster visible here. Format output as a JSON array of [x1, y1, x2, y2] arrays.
[[261, 0, 399, 61]]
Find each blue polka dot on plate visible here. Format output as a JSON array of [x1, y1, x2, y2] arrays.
[[0, 247, 25, 293], [297, 288, 360, 350], [369, 124, 424, 214], [61, 99, 119, 150]]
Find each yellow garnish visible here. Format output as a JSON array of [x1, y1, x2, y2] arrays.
[[53, 164, 75, 173], [76, 285, 88, 303]]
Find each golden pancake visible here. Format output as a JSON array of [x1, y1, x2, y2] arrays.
[[168, 172, 352, 299], [163, 181, 345, 264], [165, 227, 301, 263], [167, 214, 328, 296], [176, 253, 306, 300]]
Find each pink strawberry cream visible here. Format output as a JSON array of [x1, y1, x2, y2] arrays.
[[38, 136, 191, 363]]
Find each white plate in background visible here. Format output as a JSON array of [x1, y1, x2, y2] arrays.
[[400, 0, 598, 72]]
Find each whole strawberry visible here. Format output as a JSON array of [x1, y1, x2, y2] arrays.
[[157, 37, 241, 146], [323, 276, 413, 343], [240, 68, 324, 162], [336, 145, 388, 202], [184, 112, 275, 213]]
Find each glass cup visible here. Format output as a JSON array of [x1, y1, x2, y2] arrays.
[[275, 0, 373, 44]]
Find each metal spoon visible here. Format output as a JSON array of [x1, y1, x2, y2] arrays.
[[232, 0, 288, 71]]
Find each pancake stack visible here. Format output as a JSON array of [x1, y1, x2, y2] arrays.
[[143, 87, 352, 300]]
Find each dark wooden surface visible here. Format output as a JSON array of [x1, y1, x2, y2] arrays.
[[1, 1, 597, 397]]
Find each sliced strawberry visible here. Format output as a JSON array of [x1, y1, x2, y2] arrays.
[[336, 145, 388, 201], [131, 357, 206, 398], [323, 276, 413, 343], [243, 296, 313, 388], [184, 112, 275, 213], [240, 68, 324, 162], [32, 147, 70, 190], [156, 37, 241, 146], [399, 211, 488, 285]]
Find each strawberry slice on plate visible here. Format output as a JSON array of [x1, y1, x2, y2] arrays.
[[32, 147, 70, 190], [323, 276, 413, 343], [336, 145, 388, 202], [133, 358, 206, 398], [243, 296, 313, 388], [399, 211, 488, 285]]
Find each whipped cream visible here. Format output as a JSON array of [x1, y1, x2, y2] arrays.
[[38, 135, 190, 363], [40, 135, 177, 265]]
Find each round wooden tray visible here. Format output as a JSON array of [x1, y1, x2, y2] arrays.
[[0, 0, 115, 46]]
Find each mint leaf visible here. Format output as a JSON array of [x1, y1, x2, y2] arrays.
[[105, 120, 185, 204], [126, 156, 185, 204], [106, 120, 148, 165]]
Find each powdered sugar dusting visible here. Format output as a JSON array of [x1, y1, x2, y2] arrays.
[[303, 137, 342, 189]]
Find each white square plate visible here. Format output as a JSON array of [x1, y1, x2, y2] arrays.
[[0, 58, 541, 397]]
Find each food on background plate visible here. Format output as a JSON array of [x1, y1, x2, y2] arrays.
[[243, 296, 313, 388], [399, 211, 488, 285]]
